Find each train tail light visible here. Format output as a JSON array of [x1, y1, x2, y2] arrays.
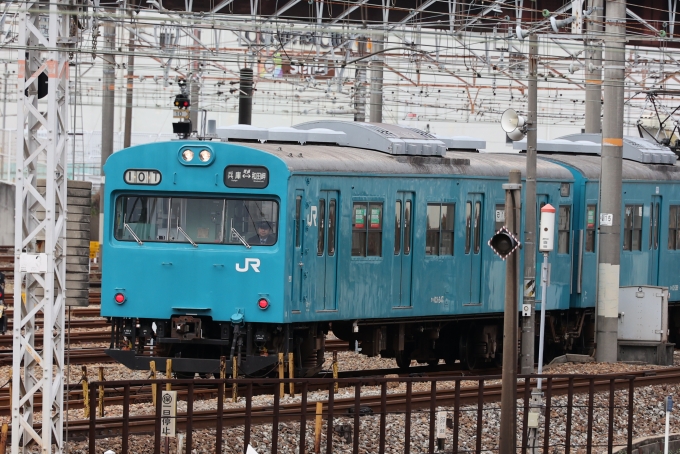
[[114, 292, 126, 304], [257, 298, 269, 310]]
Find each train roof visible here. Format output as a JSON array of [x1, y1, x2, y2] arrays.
[[248, 142, 574, 180], [541, 154, 680, 181]]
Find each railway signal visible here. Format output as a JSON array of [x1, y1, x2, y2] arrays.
[[488, 226, 521, 260]]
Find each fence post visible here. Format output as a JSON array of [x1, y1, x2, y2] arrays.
[[332, 351, 338, 394], [0, 423, 8, 454], [97, 367, 105, 417], [150, 360, 157, 406], [81, 366, 89, 419], [166, 359, 173, 391], [314, 401, 323, 453], [288, 352, 295, 397], [220, 356, 226, 402], [232, 356, 238, 402], [278, 352, 284, 398], [89, 381, 97, 454]]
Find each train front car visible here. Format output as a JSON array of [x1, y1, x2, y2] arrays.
[[102, 141, 295, 377]]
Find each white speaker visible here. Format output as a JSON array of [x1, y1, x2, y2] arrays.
[[550, 15, 575, 33], [500, 108, 526, 141], [516, 25, 530, 41]]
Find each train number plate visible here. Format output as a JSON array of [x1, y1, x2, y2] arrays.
[[124, 169, 161, 185]]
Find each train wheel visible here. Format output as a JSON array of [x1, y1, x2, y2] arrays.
[[395, 350, 412, 369]]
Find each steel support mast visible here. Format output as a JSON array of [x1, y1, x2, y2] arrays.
[[596, 0, 625, 363], [520, 33, 538, 375], [585, 0, 603, 133], [12, 0, 70, 452]]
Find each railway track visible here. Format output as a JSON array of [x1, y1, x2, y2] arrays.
[[65, 367, 680, 440]]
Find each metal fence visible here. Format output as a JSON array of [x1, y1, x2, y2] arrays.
[[78, 374, 637, 454]]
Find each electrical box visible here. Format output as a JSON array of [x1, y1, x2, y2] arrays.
[[539, 204, 556, 252], [618, 286, 668, 343]]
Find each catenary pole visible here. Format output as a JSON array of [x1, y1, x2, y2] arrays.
[[596, 0, 625, 363], [123, 23, 135, 149], [521, 33, 538, 375], [369, 35, 384, 123], [585, 0, 603, 133], [100, 17, 116, 242], [499, 170, 522, 454]]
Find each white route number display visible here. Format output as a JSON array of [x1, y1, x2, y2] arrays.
[[160, 390, 177, 438], [600, 213, 613, 227]]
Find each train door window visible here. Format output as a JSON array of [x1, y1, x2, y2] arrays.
[[623, 204, 643, 251], [404, 201, 412, 255], [650, 201, 659, 250], [295, 196, 302, 248], [495, 204, 505, 232], [464, 202, 472, 254], [473, 201, 482, 254], [669, 205, 680, 250], [558, 205, 571, 254], [352, 202, 383, 257], [585, 205, 597, 253], [328, 199, 336, 256], [317, 199, 325, 256], [395, 200, 402, 255], [426, 203, 455, 256]]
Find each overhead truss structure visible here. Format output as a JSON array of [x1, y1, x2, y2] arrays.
[[12, 0, 70, 452]]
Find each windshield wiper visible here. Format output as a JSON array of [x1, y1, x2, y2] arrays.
[[123, 216, 143, 245], [177, 226, 198, 247], [231, 227, 251, 249]]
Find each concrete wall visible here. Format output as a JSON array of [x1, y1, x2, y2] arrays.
[[0, 182, 14, 246]]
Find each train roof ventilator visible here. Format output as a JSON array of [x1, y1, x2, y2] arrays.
[[216, 121, 486, 156]]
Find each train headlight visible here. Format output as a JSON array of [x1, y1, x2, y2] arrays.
[[198, 149, 211, 162], [181, 149, 194, 162], [114, 292, 126, 304], [257, 298, 269, 310]]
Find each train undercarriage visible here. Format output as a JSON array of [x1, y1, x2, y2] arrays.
[[106, 309, 595, 377]]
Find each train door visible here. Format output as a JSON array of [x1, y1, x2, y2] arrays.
[[394, 192, 414, 307], [310, 191, 339, 311], [535, 194, 549, 303], [650, 195, 661, 285], [292, 190, 305, 311], [465, 194, 484, 304]]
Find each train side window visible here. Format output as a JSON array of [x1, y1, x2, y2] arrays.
[[328, 199, 336, 256], [317, 199, 325, 256], [669, 205, 680, 250], [464, 202, 471, 254], [585, 205, 596, 253], [295, 196, 302, 248], [653, 202, 659, 250], [395, 200, 402, 255], [404, 201, 411, 255], [623, 204, 643, 251], [558, 205, 571, 254], [473, 201, 482, 254], [426, 203, 454, 256], [352, 202, 383, 257], [495, 204, 505, 232]]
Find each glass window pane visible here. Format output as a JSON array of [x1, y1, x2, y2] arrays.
[[353, 203, 367, 230], [586, 230, 595, 253], [404, 201, 412, 255], [465, 202, 472, 254], [558, 206, 570, 231], [633, 205, 643, 229], [441, 231, 453, 255], [442, 204, 455, 231], [395, 200, 402, 255], [426, 204, 440, 256], [473, 201, 481, 254], [369, 203, 383, 230], [670, 206, 677, 229], [649, 203, 654, 250], [426, 230, 440, 256], [317, 199, 325, 256], [328, 199, 336, 256], [116, 196, 171, 242], [295, 196, 302, 248], [669, 228, 676, 250], [586, 205, 596, 229], [654, 202, 659, 250], [367, 232, 382, 256], [228, 200, 279, 246], [352, 231, 366, 257]]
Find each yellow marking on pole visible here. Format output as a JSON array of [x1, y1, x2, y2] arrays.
[[166, 359, 172, 391], [332, 351, 339, 394], [232, 357, 238, 402], [97, 367, 105, 417], [220, 356, 226, 402], [585, 79, 603, 85], [314, 401, 323, 453], [82, 366, 89, 418], [603, 137, 623, 146]]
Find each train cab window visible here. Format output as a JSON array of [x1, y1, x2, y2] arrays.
[[352, 202, 383, 257], [558, 205, 571, 254], [623, 204, 643, 251], [395, 201, 402, 255], [426, 203, 455, 256], [317, 199, 325, 256], [295, 196, 302, 248], [115, 196, 171, 242], [669, 205, 680, 250], [585, 205, 597, 253], [328, 199, 336, 256]]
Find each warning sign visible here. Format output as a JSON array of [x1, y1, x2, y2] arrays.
[[160, 390, 177, 438], [89, 241, 100, 259]]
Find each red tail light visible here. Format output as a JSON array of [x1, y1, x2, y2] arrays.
[[114, 293, 125, 304], [257, 298, 269, 310]]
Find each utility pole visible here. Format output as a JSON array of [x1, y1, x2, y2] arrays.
[[499, 170, 522, 454], [596, 0, 625, 363], [100, 18, 116, 242], [521, 33, 538, 375], [585, 0, 603, 133], [123, 23, 134, 149], [354, 36, 367, 122], [189, 29, 201, 130], [369, 34, 384, 123]]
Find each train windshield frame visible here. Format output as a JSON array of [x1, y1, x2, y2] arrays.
[[113, 195, 279, 246]]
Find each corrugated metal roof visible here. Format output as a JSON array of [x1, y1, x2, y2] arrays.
[[248, 143, 574, 180], [542, 154, 680, 181]]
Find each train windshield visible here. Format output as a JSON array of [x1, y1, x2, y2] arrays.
[[114, 196, 279, 246]]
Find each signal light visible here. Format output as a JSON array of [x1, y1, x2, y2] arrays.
[[173, 94, 190, 109], [488, 226, 521, 261], [114, 293, 126, 304], [257, 298, 269, 310]]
